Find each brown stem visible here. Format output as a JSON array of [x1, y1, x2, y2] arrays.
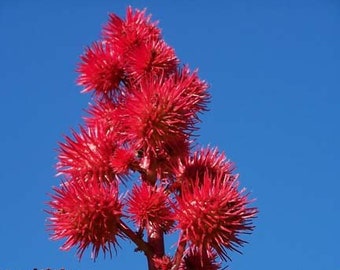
[[141, 160, 164, 270], [146, 223, 165, 270], [119, 220, 153, 258], [172, 233, 186, 270]]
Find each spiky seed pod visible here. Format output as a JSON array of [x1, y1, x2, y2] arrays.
[[173, 67, 210, 116], [84, 100, 118, 131], [57, 126, 117, 184], [175, 147, 235, 187], [125, 39, 178, 82], [176, 172, 257, 261], [103, 7, 161, 55], [110, 148, 137, 175], [127, 182, 174, 232], [121, 69, 208, 153], [47, 180, 123, 259], [77, 42, 124, 95]]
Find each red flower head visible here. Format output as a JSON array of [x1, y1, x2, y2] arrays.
[[125, 39, 178, 82], [77, 42, 124, 96], [47, 181, 123, 259], [57, 126, 117, 184], [173, 67, 210, 116], [175, 147, 235, 186], [127, 182, 174, 232], [103, 7, 161, 55], [110, 147, 136, 175], [122, 69, 208, 155], [179, 248, 222, 270], [84, 100, 122, 136], [175, 172, 257, 261]]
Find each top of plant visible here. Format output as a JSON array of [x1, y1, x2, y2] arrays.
[[46, 7, 257, 270]]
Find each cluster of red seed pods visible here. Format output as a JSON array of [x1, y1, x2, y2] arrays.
[[47, 7, 257, 270]]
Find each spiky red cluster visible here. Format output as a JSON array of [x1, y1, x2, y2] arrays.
[[176, 172, 257, 261], [47, 6, 257, 269], [57, 126, 117, 183], [174, 147, 235, 188], [127, 182, 174, 232], [47, 181, 123, 259]]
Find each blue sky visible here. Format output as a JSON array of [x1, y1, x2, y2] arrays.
[[1, 0, 339, 269]]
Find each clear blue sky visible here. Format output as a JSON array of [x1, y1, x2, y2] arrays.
[[1, 0, 339, 269]]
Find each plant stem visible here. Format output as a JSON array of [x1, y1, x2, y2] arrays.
[[146, 223, 165, 270], [171, 233, 186, 270], [119, 220, 153, 258]]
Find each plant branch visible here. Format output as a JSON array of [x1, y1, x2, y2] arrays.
[[119, 220, 153, 258], [171, 233, 186, 270]]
